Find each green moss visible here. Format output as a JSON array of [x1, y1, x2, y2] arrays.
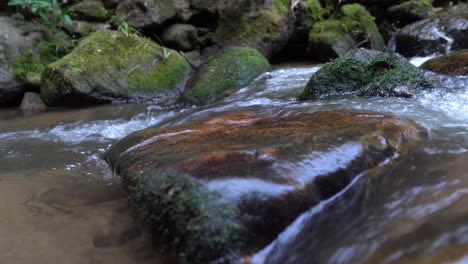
[[42, 30, 191, 104], [187, 47, 270, 105], [128, 172, 246, 263], [308, 3, 384, 58], [299, 49, 433, 100], [273, 0, 290, 18], [304, 0, 331, 26]]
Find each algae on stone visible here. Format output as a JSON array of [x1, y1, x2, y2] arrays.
[[41, 30, 191, 105], [300, 48, 433, 100], [184, 47, 270, 105], [128, 171, 245, 263]]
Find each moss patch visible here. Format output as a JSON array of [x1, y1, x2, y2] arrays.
[[41, 30, 191, 105], [300, 48, 433, 100], [308, 3, 384, 59], [127, 172, 246, 263], [185, 47, 270, 105]]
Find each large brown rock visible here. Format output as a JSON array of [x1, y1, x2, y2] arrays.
[[420, 49, 468, 75], [104, 109, 427, 262]]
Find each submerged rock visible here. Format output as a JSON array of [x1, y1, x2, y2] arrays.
[[396, 11, 468, 56], [420, 49, 468, 75], [104, 110, 427, 262], [183, 47, 270, 105], [307, 4, 385, 61], [299, 49, 433, 100], [41, 30, 191, 105]]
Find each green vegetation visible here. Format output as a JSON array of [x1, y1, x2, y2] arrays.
[[273, 0, 290, 17], [299, 49, 433, 100], [186, 47, 271, 105], [8, 0, 78, 84], [128, 172, 246, 263]]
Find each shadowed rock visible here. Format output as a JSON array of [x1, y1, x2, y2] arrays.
[[104, 109, 427, 262]]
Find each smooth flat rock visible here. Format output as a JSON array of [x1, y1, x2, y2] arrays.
[[104, 110, 427, 262]]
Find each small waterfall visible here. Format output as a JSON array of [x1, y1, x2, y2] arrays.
[[433, 27, 454, 54]]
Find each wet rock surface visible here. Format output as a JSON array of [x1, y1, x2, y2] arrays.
[[420, 49, 468, 75], [396, 11, 468, 56], [300, 49, 432, 100], [105, 109, 427, 262]]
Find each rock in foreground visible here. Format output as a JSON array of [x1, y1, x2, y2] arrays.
[[104, 110, 427, 263], [41, 30, 191, 105], [300, 49, 433, 100], [420, 49, 468, 76]]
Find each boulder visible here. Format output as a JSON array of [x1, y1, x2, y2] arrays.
[[307, 4, 385, 61], [0, 17, 40, 106], [161, 24, 199, 52], [19, 92, 47, 113], [299, 49, 433, 100], [104, 110, 427, 263], [183, 47, 270, 105], [420, 49, 468, 75], [386, 0, 434, 26], [396, 11, 468, 56], [69, 0, 110, 22], [212, 1, 293, 58], [41, 30, 191, 105], [115, 0, 189, 30]]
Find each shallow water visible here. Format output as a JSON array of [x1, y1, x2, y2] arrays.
[[1, 57, 468, 263]]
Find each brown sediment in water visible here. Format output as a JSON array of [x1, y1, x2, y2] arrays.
[[0, 168, 174, 264]]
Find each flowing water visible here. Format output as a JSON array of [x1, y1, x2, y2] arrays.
[[1, 57, 468, 263]]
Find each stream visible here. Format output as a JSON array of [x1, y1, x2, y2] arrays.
[[1, 57, 468, 263]]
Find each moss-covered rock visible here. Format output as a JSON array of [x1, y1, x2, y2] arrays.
[[308, 4, 385, 61], [41, 30, 191, 105], [420, 49, 468, 76], [69, 0, 110, 22], [386, 0, 434, 26], [104, 110, 427, 262], [183, 47, 270, 105], [213, 3, 293, 58], [300, 48, 433, 100], [0, 16, 41, 106]]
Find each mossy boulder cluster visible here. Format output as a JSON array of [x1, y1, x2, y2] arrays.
[[104, 110, 427, 262], [300, 49, 433, 100], [184, 47, 271, 105], [41, 30, 191, 105]]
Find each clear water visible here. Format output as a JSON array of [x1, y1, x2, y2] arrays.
[[1, 57, 468, 263]]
